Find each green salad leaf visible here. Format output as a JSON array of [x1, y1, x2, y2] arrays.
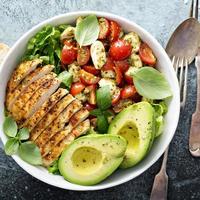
[[96, 86, 112, 110], [97, 115, 109, 134], [75, 15, 100, 46], [22, 24, 67, 74], [47, 160, 60, 175], [132, 67, 172, 100], [18, 128, 30, 140], [4, 138, 19, 155], [18, 141, 42, 165], [58, 71, 73, 88], [3, 116, 18, 137]]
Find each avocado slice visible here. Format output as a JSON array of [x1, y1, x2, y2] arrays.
[[108, 102, 155, 168], [58, 134, 127, 186]]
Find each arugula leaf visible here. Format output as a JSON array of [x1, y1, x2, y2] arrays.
[[132, 67, 172, 100], [96, 86, 112, 110], [97, 115, 109, 134], [18, 141, 42, 165], [75, 15, 100, 46], [4, 138, 19, 155], [18, 128, 29, 140], [58, 71, 73, 88], [3, 116, 18, 137]]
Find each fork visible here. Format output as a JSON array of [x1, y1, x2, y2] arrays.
[[150, 1, 199, 199]]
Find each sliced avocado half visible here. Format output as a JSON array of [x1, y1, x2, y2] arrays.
[[58, 134, 127, 186], [108, 102, 155, 168]]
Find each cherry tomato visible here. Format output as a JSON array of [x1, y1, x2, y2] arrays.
[[83, 65, 100, 75], [77, 46, 90, 66], [114, 60, 129, 72], [114, 66, 123, 85], [132, 93, 142, 103], [84, 103, 96, 111], [102, 57, 115, 71], [109, 39, 132, 61], [124, 73, 133, 84], [112, 89, 121, 105], [80, 69, 100, 85], [61, 43, 77, 65], [139, 43, 156, 65], [70, 82, 85, 96], [121, 85, 137, 99], [109, 20, 121, 42], [98, 18, 110, 39]]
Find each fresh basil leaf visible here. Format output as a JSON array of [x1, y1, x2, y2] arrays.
[[4, 138, 19, 155], [90, 109, 102, 117], [103, 110, 114, 117], [3, 116, 18, 137], [97, 115, 109, 134], [18, 128, 29, 140], [75, 15, 99, 46], [58, 71, 73, 88], [48, 160, 60, 175], [96, 86, 112, 110], [18, 141, 42, 165], [132, 67, 172, 100]]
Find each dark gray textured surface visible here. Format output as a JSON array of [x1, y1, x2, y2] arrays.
[[0, 0, 200, 199]]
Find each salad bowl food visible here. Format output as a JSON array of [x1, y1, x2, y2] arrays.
[[0, 11, 180, 190]]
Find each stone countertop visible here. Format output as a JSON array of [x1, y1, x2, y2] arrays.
[[0, 0, 200, 199]]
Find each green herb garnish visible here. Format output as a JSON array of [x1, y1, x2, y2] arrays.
[[58, 71, 73, 89], [75, 15, 100, 46], [132, 67, 172, 100]]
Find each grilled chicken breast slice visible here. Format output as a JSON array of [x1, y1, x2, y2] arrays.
[[41, 108, 89, 157], [30, 94, 74, 141], [21, 88, 68, 130], [18, 77, 60, 124], [10, 72, 56, 121], [36, 99, 82, 154], [42, 119, 90, 166], [6, 65, 54, 111], [7, 59, 42, 93]]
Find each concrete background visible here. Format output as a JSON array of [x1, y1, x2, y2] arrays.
[[0, 0, 200, 199]]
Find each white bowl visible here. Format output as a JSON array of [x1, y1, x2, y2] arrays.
[[0, 11, 180, 191]]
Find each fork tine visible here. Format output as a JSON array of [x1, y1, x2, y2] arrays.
[[179, 58, 184, 89], [195, 0, 199, 19], [181, 59, 188, 108], [174, 57, 180, 75], [190, 0, 194, 17]]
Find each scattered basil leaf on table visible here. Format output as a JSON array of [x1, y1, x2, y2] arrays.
[[18, 141, 42, 165], [58, 71, 73, 88], [131, 67, 172, 99], [96, 86, 112, 110], [3, 116, 18, 137], [75, 15, 100, 46], [4, 138, 19, 155], [97, 115, 109, 134], [18, 128, 30, 140]]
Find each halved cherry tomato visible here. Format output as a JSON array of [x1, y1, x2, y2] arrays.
[[114, 66, 123, 85], [80, 69, 100, 85], [98, 18, 110, 39], [84, 103, 96, 111], [70, 82, 85, 96], [109, 39, 132, 61], [121, 85, 137, 99], [77, 46, 90, 66], [83, 65, 100, 75], [124, 73, 133, 84], [114, 60, 129, 72], [61, 42, 77, 65], [102, 57, 115, 71], [139, 43, 156, 65], [109, 21, 121, 42], [112, 89, 121, 105]]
